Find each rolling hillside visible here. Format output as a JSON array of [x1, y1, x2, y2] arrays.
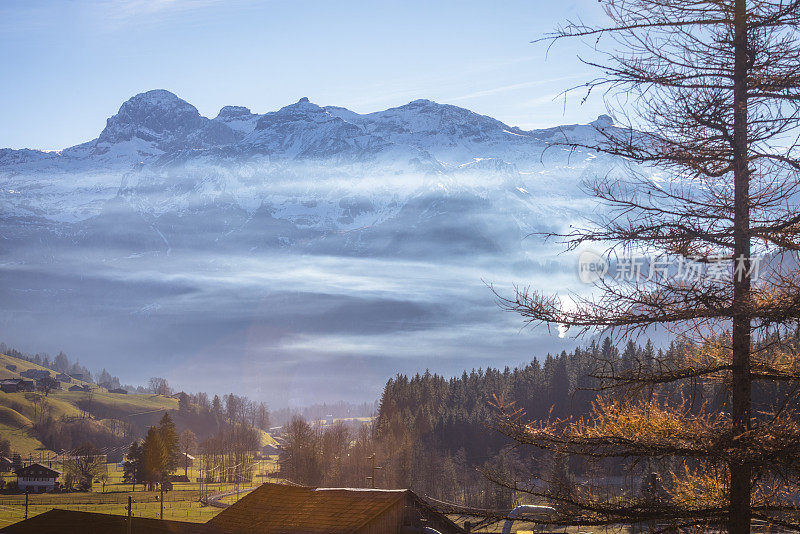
[[0, 352, 277, 456], [0, 353, 176, 454]]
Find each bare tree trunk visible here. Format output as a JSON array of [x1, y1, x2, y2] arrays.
[[730, 0, 752, 532]]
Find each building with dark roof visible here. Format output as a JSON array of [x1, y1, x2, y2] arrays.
[[19, 369, 50, 380], [0, 509, 224, 534], [14, 463, 60, 493], [0, 483, 465, 534], [207, 482, 465, 534], [0, 457, 12, 472], [0, 378, 34, 393]]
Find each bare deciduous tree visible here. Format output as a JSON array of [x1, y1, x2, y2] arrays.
[[148, 377, 171, 397], [64, 443, 107, 492], [179, 429, 197, 478]]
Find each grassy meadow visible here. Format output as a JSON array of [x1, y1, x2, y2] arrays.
[[0, 352, 276, 528], [0, 458, 272, 528]]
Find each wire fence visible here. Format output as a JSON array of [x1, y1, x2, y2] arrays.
[[0, 457, 274, 529], [0, 498, 223, 528]]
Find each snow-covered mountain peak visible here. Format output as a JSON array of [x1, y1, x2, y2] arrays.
[[95, 89, 213, 154], [255, 97, 346, 141], [215, 105, 254, 120], [407, 98, 436, 106], [324, 98, 518, 146], [213, 105, 260, 135], [98, 90, 203, 138], [130, 89, 185, 106], [0, 90, 621, 229], [256, 97, 333, 126]]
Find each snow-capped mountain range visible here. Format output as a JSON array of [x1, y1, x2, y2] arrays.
[[0, 89, 615, 256], [0, 89, 624, 403]]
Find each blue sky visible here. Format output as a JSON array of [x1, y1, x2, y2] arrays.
[[0, 0, 607, 150]]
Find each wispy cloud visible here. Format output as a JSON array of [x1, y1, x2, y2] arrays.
[[106, 0, 227, 18], [446, 75, 581, 103], [336, 57, 564, 112], [523, 91, 569, 108]]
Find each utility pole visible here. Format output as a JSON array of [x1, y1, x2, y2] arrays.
[[160, 484, 164, 520], [365, 454, 382, 489], [24, 491, 28, 520], [127, 496, 132, 534]]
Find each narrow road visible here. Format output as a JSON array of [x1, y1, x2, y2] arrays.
[[201, 487, 256, 509]]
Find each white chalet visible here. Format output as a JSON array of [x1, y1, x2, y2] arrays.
[[15, 463, 61, 493]]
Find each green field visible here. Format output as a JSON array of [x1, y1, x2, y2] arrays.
[[0, 352, 280, 529], [0, 459, 275, 528]]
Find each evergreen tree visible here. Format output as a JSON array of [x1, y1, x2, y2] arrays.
[[142, 426, 166, 489], [53, 352, 69, 372], [123, 441, 144, 490], [157, 412, 180, 473], [212, 395, 222, 422]]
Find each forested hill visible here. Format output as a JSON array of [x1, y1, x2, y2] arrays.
[[348, 338, 664, 504], [361, 333, 799, 506], [373, 337, 657, 462]]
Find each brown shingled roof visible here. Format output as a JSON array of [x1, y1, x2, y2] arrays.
[[0, 509, 224, 534], [208, 483, 411, 534]]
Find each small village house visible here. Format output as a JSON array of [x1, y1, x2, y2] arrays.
[[260, 443, 280, 457], [40, 380, 62, 392], [14, 463, 60, 493], [1, 379, 21, 393], [19, 369, 50, 380], [0, 378, 35, 393], [0, 457, 13, 473], [180, 452, 194, 467]]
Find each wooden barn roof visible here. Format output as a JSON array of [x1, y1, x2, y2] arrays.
[[208, 483, 414, 534], [0, 509, 224, 534]]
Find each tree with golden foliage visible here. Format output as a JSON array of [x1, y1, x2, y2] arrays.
[[493, 1, 800, 532]]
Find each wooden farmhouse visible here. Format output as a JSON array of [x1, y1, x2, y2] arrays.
[[14, 462, 60, 493]]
